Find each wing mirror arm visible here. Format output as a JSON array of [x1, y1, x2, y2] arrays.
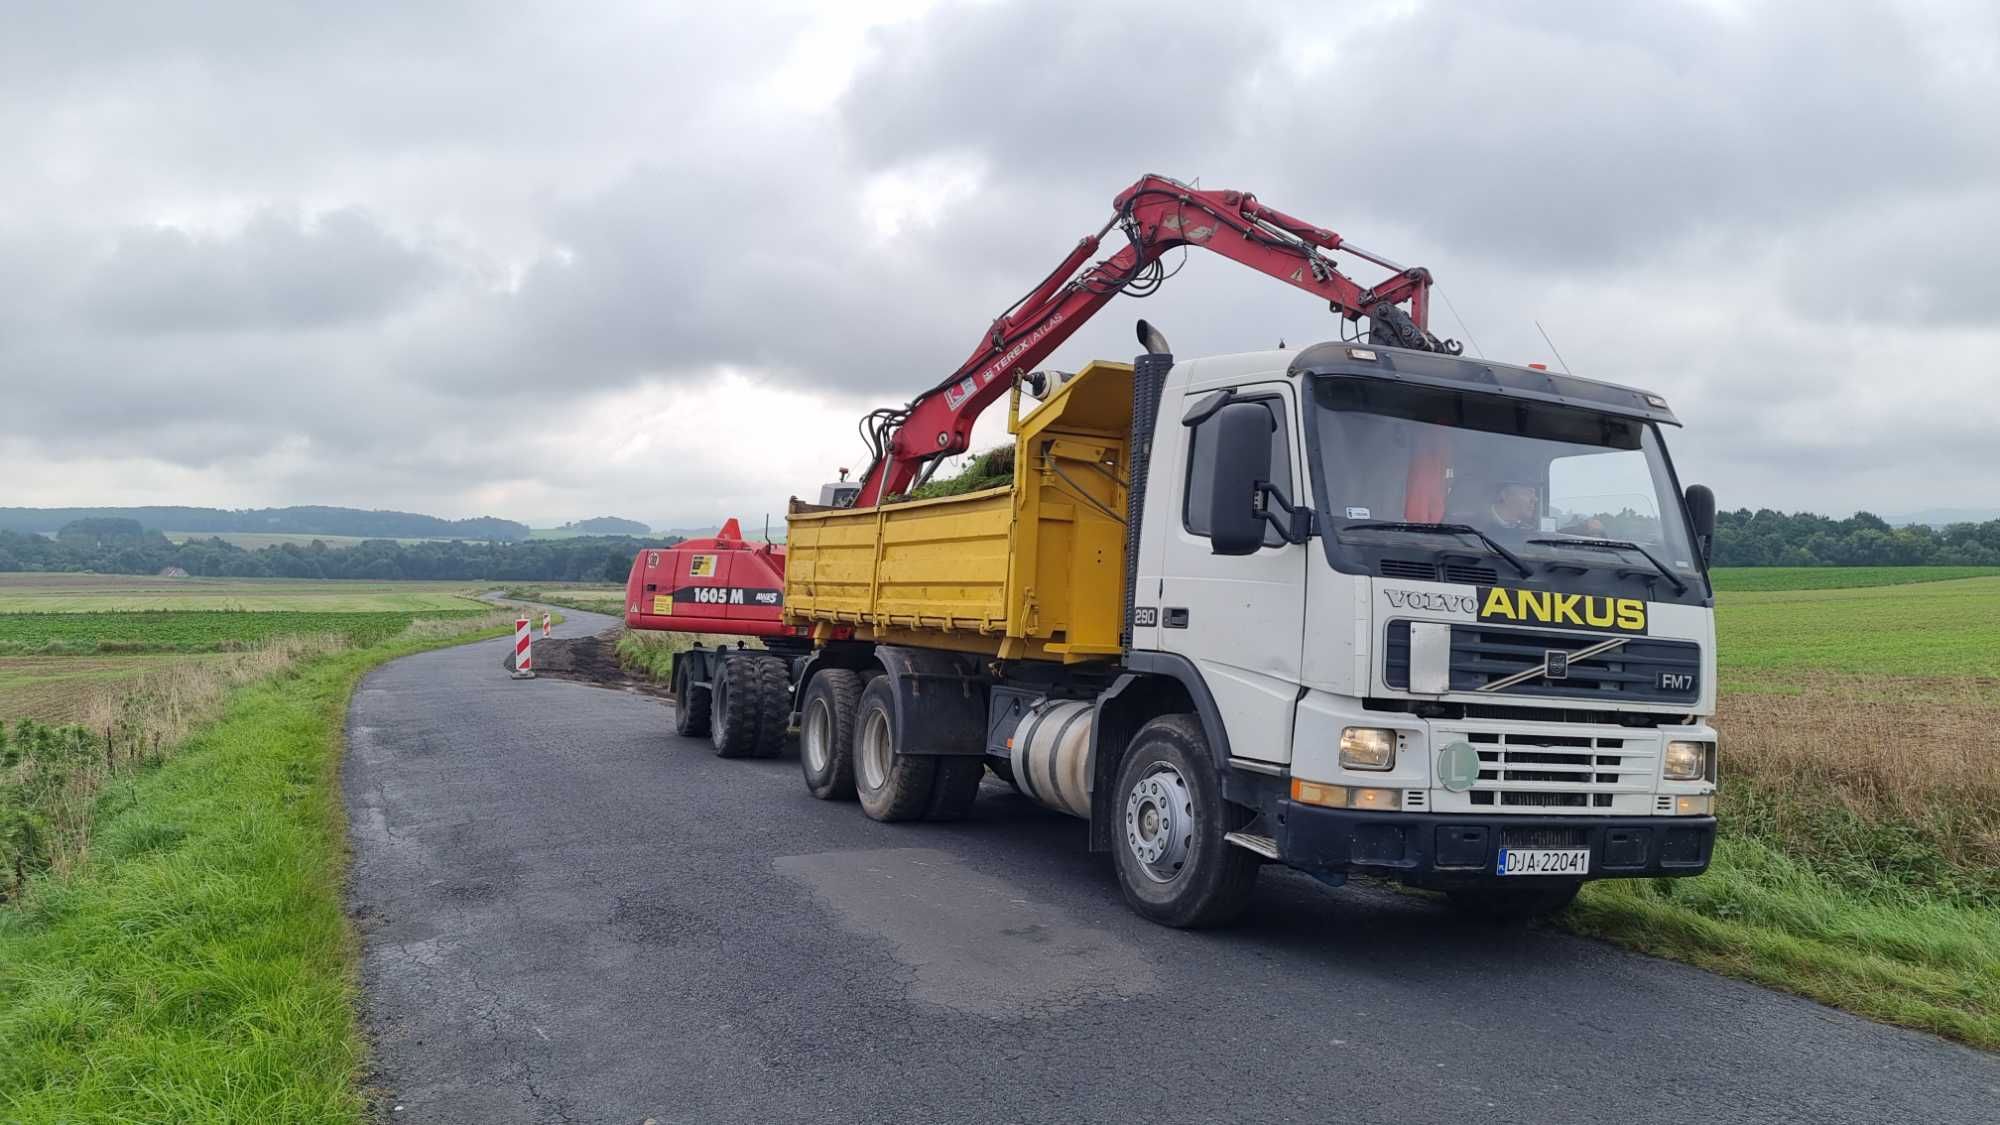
[[1256, 482, 1315, 545]]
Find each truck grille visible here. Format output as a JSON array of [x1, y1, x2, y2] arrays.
[[1436, 728, 1659, 816], [1383, 621, 1699, 703], [1376, 560, 1500, 585]]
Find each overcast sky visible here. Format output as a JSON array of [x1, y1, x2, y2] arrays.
[[3, 0, 1996, 527]]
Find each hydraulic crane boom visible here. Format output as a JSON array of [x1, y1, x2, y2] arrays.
[[851, 172, 1457, 507]]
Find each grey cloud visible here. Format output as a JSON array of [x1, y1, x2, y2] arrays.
[[3, 0, 1998, 523], [841, 1, 1998, 287], [79, 209, 451, 333]]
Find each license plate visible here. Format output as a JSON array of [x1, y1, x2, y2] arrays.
[[1496, 847, 1590, 876]]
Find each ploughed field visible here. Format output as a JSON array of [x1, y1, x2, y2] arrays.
[[1567, 565, 2000, 1048]]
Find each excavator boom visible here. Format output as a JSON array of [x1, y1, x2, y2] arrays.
[[851, 173, 1453, 506]]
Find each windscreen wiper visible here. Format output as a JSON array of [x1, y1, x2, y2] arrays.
[[1525, 537, 1689, 595], [1341, 521, 1533, 579]]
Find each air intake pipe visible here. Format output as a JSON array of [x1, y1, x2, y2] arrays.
[[1123, 319, 1170, 651]]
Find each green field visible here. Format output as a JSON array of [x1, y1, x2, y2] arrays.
[[1710, 565, 2000, 592], [0, 574, 487, 612], [0, 610, 483, 655], [168, 531, 398, 550], [1566, 570, 2000, 1048], [1714, 576, 2000, 681]]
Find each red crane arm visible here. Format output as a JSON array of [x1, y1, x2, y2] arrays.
[[852, 173, 1447, 507]]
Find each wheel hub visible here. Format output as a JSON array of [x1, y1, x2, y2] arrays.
[[1124, 765, 1193, 883], [804, 698, 830, 773], [858, 708, 891, 790]]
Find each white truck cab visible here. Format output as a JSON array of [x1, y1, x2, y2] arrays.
[[1105, 341, 1718, 921]]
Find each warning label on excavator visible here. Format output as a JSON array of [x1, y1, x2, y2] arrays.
[[688, 554, 718, 577]]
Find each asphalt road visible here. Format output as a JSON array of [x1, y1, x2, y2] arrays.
[[345, 610, 2000, 1125]]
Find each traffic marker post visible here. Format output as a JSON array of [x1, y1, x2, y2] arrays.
[[541, 611, 552, 638], [512, 616, 535, 679]]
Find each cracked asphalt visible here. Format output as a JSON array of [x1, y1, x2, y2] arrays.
[[345, 610, 2000, 1124]]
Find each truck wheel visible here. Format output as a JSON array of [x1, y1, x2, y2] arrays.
[[1445, 883, 1580, 923], [672, 657, 711, 738], [751, 656, 792, 759], [710, 653, 764, 759], [924, 758, 986, 822], [852, 676, 936, 821], [1111, 715, 1259, 928], [799, 669, 860, 800]]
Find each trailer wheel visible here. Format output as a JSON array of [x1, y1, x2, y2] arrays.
[[924, 758, 986, 821], [671, 657, 710, 738], [751, 656, 791, 759], [1445, 883, 1580, 923], [799, 669, 860, 800], [1110, 715, 1259, 928], [852, 677, 936, 821], [710, 653, 765, 759]]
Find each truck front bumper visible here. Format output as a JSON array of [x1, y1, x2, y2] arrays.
[[1277, 802, 1715, 887]]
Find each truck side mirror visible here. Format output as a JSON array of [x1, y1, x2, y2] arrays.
[[1684, 483, 1715, 563], [1207, 402, 1274, 556]]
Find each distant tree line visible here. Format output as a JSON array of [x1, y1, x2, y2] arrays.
[[0, 520, 677, 583], [557, 516, 652, 535], [1712, 510, 2000, 567], [0, 504, 531, 541], [6, 510, 1999, 578]]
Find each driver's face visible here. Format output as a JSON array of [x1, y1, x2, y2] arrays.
[[1497, 484, 1538, 522]]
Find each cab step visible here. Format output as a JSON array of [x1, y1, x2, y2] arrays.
[[1224, 831, 1279, 859]]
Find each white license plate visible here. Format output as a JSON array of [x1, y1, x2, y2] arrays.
[[1496, 847, 1590, 876]]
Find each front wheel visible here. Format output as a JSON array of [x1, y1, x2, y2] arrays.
[[1110, 715, 1259, 928]]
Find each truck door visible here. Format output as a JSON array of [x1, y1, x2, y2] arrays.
[[1157, 383, 1308, 765]]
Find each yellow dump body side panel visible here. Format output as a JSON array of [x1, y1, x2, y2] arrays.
[[785, 361, 1134, 664]]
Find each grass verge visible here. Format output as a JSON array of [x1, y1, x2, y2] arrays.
[[1569, 839, 2000, 1049], [0, 619, 512, 1121], [1563, 576, 2000, 1050], [614, 628, 750, 683]]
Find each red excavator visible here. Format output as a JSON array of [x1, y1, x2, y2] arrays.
[[624, 173, 1452, 745]]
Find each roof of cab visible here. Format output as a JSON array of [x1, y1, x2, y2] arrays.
[[1282, 341, 1679, 426]]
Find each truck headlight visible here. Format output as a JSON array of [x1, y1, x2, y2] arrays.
[[1664, 740, 1712, 781], [1339, 727, 1397, 771]]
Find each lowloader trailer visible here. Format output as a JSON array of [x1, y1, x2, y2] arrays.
[[629, 175, 1720, 926]]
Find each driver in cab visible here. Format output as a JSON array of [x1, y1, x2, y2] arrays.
[[1487, 481, 1541, 531], [1485, 480, 1607, 537]]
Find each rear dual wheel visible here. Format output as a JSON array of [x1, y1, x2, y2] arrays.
[[800, 669, 860, 799], [851, 676, 984, 822], [671, 657, 710, 738], [710, 653, 788, 759]]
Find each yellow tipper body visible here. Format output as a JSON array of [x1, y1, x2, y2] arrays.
[[784, 361, 1134, 664]]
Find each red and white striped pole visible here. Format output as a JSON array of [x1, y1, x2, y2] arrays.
[[512, 616, 535, 679], [541, 611, 552, 638]]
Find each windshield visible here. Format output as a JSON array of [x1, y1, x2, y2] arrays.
[[1308, 376, 1701, 579]]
